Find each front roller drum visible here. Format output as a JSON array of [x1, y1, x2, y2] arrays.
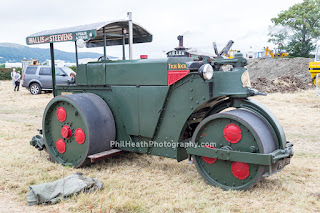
[[42, 93, 116, 167], [192, 109, 277, 190]]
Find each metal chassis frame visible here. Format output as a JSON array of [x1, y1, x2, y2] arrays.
[[187, 145, 293, 166]]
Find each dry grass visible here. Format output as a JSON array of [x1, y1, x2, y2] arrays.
[[0, 80, 319, 213]]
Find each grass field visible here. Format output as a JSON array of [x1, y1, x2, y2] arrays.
[[0, 80, 319, 213]]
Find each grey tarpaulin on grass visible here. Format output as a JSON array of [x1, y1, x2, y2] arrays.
[[27, 173, 103, 206]]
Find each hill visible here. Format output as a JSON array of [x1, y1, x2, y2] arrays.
[[0, 43, 113, 63]]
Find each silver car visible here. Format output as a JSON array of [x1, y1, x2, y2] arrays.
[[22, 65, 75, 95]]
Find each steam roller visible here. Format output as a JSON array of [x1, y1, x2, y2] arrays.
[[27, 17, 293, 190]]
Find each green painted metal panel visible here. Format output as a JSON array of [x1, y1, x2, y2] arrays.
[[148, 75, 211, 160], [87, 63, 106, 85], [147, 69, 251, 160], [138, 86, 169, 138], [111, 86, 139, 136], [76, 65, 87, 85], [212, 67, 248, 97], [104, 59, 168, 85], [167, 57, 191, 65]]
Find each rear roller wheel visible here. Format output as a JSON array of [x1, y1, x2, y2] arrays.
[[192, 109, 276, 190], [42, 93, 115, 167]]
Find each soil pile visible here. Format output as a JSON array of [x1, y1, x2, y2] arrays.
[[247, 57, 313, 93]]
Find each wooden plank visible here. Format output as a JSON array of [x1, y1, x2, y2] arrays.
[[88, 149, 122, 163]]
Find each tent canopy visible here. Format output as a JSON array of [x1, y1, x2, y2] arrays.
[[26, 20, 152, 48]]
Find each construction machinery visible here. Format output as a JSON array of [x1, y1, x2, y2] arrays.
[[27, 13, 293, 190], [309, 45, 320, 85], [264, 46, 289, 58], [225, 49, 238, 59], [31, 59, 40, 65]]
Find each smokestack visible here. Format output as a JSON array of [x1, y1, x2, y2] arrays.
[[177, 35, 183, 48], [127, 12, 133, 60]]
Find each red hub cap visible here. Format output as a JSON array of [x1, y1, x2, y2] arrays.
[[74, 128, 85, 144], [202, 145, 217, 164], [56, 107, 67, 122], [231, 162, 250, 180], [223, 123, 242, 143], [56, 138, 66, 153], [61, 125, 72, 139]]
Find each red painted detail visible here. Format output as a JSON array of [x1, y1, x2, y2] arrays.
[[74, 128, 85, 144], [140, 55, 148, 59], [223, 123, 242, 143], [61, 125, 72, 139], [231, 162, 250, 180], [202, 145, 217, 164], [56, 107, 67, 122], [56, 138, 66, 153], [168, 70, 190, 86]]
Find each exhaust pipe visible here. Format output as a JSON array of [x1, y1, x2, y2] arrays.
[[177, 35, 183, 48], [127, 12, 133, 60]]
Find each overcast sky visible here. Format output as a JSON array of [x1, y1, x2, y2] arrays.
[[0, 0, 303, 58]]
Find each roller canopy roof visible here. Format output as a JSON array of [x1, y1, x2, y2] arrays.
[[26, 20, 152, 48]]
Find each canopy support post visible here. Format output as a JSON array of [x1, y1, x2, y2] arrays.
[[75, 41, 79, 67], [122, 35, 126, 60], [128, 12, 133, 59], [50, 43, 56, 97], [103, 27, 107, 60]]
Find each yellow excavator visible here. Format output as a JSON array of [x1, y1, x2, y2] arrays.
[[263, 46, 289, 58], [225, 49, 238, 59], [31, 59, 40, 65], [309, 45, 320, 85]]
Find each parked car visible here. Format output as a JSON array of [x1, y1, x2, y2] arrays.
[[22, 65, 75, 95]]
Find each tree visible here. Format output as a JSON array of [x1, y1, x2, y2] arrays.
[[268, 0, 320, 57]]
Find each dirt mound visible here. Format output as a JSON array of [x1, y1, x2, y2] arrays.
[[251, 75, 313, 93], [247, 57, 313, 93]]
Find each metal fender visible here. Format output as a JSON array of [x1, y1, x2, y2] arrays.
[[206, 98, 287, 149]]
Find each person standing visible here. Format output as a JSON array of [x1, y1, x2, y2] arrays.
[[14, 71, 21, 91], [10, 68, 16, 87], [70, 72, 76, 84]]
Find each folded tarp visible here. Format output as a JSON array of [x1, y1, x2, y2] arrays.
[[27, 173, 103, 206]]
